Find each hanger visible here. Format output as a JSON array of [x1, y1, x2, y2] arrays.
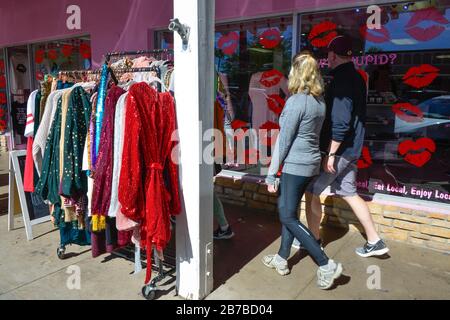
[[144, 74, 168, 92]]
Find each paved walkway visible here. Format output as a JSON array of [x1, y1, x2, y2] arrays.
[[0, 151, 449, 300]]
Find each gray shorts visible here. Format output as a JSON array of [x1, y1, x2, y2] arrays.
[[307, 155, 358, 197]]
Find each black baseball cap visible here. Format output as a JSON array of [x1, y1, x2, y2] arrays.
[[327, 35, 353, 57]]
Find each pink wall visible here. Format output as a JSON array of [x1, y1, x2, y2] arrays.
[[0, 0, 173, 66], [0, 0, 366, 65]]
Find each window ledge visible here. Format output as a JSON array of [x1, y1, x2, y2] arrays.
[[217, 170, 450, 215]]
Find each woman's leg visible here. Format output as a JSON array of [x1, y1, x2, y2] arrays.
[[277, 173, 328, 266]]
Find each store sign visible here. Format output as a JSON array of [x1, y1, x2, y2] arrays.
[[357, 179, 450, 202], [319, 53, 398, 68], [9, 150, 50, 240]]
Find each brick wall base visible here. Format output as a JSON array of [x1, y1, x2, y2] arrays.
[[215, 175, 450, 253]]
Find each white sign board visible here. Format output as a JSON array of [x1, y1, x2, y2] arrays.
[[8, 150, 50, 240]]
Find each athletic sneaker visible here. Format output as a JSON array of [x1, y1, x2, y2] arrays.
[[292, 238, 323, 250], [213, 225, 234, 240], [317, 259, 343, 290], [355, 239, 389, 257], [262, 254, 290, 276]]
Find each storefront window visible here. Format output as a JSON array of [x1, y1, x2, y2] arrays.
[[32, 36, 92, 87], [215, 17, 293, 174], [300, 0, 450, 204]]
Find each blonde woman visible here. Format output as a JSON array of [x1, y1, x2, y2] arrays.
[[263, 52, 343, 289]]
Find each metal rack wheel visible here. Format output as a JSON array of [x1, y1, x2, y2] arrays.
[[142, 285, 157, 300]]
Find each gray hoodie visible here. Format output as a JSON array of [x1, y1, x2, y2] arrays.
[[266, 93, 326, 184]]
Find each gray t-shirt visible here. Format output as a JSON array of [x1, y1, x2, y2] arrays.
[[266, 93, 326, 184]]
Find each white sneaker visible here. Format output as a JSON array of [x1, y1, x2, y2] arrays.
[[262, 254, 290, 276], [317, 259, 343, 290]]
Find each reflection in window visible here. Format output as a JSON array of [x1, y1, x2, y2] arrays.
[[214, 17, 293, 174], [32, 36, 91, 87], [300, 0, 450, 204]]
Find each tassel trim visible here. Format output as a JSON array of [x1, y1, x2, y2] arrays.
[[92, 214, 106, 231]]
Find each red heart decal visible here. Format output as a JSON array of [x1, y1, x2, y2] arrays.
[[218, 32, 239, 55], [48, 49, 58, 61], [79, 43, 91, 59], [0, 75, 5, 89], [357, 146, 373, 169], [35, 50, 45, 64], [62, 44, 73, 57], [398, 137, 436, 167], [266, 94, 286, 115]]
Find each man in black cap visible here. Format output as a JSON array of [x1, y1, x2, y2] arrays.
[[304, 35, 389, 257]]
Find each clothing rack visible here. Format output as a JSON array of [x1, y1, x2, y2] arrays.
[[104, 49, 174, 89], [104, 49, 173, 63], [102, 49, 176, 299]]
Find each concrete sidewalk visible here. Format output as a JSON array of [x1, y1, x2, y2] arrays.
[[0, 150, 449, 300]]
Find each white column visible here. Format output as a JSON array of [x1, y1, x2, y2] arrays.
[[174, 0, 215, 300]]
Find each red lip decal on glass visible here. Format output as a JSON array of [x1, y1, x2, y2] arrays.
[[79, 43, 91, 59], [260, 69, 284, 87], [398, 137, 436, 167], [357, 146, 373, 169], [245, 149, 259, 165], [35, 50, 45, 64], [218, 32, 239, 55], [405, 7, 449, 42], [62, 44, 73, 57], [0, 59, 4, 70], [266, 94, 286, 115], [259, 121, 280, 147], [392, 102, 424, 123], [259, 28, 282, 49], [359, 25, 391, 43], [402, 64, 439, 89], [0, 75, 5, 89], [48, 49, 58, 61], [308, 20, 338, 48], [0, 93, 6, 105]]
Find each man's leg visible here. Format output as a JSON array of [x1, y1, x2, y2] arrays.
[[305, 191, 322, 241], [342, 195, 379, 243]]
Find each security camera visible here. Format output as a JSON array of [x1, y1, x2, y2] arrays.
[[168, 18, 189, 46]]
